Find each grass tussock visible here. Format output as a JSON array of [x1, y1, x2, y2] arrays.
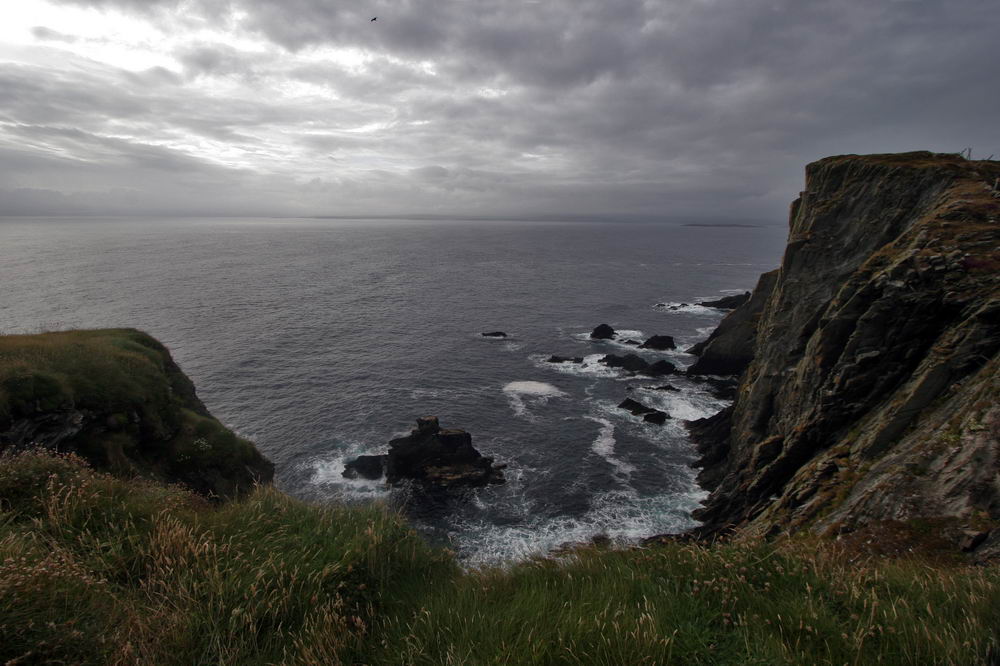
[[2, 451, 998, 665]]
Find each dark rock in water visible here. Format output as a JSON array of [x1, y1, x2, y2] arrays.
[[699, 292, 751, 309], [378, 417, 504, 489], [547, 355, 584, 364], [618, 398, 655, 415], [600, 353, 649, 373], [590, 324, 616, 339], [343, 454, 387, 480], [623, 339, 641, 346], [704, 376, 740, 400], [640, 335, 677, 350], [686, 270, 779, 374], [482, 331, 507, 338], [641, 360, 677, 377], [650, 384, 680, 392], [643, 410, 669, 425]]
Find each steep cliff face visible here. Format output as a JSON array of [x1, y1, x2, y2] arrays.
[[0, 328, 273, 498], [691, 152, 1000, 554]]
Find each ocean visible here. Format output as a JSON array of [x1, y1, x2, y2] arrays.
[[0, 216, 785, 565]]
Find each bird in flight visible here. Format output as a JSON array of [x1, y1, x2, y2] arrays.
[[370, 16, 377, 21]]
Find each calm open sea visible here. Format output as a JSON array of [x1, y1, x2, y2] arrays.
[[0, 217, 785, 565]]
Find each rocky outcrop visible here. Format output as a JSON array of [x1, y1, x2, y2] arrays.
[[699, 292, 751, 309], [618, 398, 669, 425], [686, 270, 779, 374], [600, 354, 676, 377], [590, 324, 616, 340], [0, 329, 274, 499], [344, 417, 505, 490], [640, 335, 676, 350], [688, 152, 1000, 557]]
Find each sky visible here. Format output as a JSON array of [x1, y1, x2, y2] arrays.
[[0, 0, 997, 221]]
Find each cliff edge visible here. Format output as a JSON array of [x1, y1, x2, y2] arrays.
[[690, 152, 1000, 557], [0, 328, 273, 498]]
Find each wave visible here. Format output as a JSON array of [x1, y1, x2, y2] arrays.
[[502, 380, 568, 418], [652, 302, 720, 316], [450, 485, 706, 568], [303, 446, 393, 503], [584, 416, 635, 481]]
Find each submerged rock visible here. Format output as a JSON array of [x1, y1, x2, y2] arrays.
[[590, 324, 616, 340], [344, 417, 505, 490], [547, 355, 584, 364], [601, 354, 677, 377], [481, 331, 507, 338]]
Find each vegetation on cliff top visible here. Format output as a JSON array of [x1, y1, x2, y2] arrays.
[[2, 450, 998, 665], [0, 328, 272, 498]]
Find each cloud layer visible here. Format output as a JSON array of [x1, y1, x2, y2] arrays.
[[2, 0, 998, 219]]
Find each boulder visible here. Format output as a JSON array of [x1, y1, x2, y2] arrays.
[[590, 324, 616, 340], [641, 360, 677, 377], [482, 331, 507, 338], [618, 398, 655, 415], [643, 410, 669, 425], [640, 335, 676, 350], [343, 454, 387, 480], [343, 417, 505, 490], [600, 354, 649, 373], [699, 292, 751, 309]]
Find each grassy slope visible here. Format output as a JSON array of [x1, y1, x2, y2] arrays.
[[0, 329, 271, 497], [2, 451, 997, 665]]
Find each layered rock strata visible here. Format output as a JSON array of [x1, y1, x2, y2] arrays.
[[688, 152, 1000, 557]]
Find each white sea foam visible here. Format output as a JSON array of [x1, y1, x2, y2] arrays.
[[531, 353, 625, 380], [585, 416, 635, 481], [632, 384, 729, 422], [452, 486, 706, 568], [653, 302, 719, 316], [502, 380, 567, 418], [305, 449, 392, 503]]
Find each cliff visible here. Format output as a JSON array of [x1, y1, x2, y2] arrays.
[[690, 152, 1000, 557], [0, 328, 273, 497]]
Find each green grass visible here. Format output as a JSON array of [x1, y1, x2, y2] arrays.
[[2, 451, 997, 665], [0, 329, 271, 498]]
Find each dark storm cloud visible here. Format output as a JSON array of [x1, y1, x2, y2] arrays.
[[6, 0, 1000, 218]]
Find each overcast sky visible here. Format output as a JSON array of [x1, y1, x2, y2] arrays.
[[1, 0, 997, 220]]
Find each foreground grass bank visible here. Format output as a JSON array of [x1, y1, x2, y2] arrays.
[[2, 451, 997, 665]]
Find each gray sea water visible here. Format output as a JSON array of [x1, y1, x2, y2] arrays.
[[0, 216, 785, 565]]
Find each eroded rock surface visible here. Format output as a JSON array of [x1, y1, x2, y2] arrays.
[[687, 152, 1000, 558]]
